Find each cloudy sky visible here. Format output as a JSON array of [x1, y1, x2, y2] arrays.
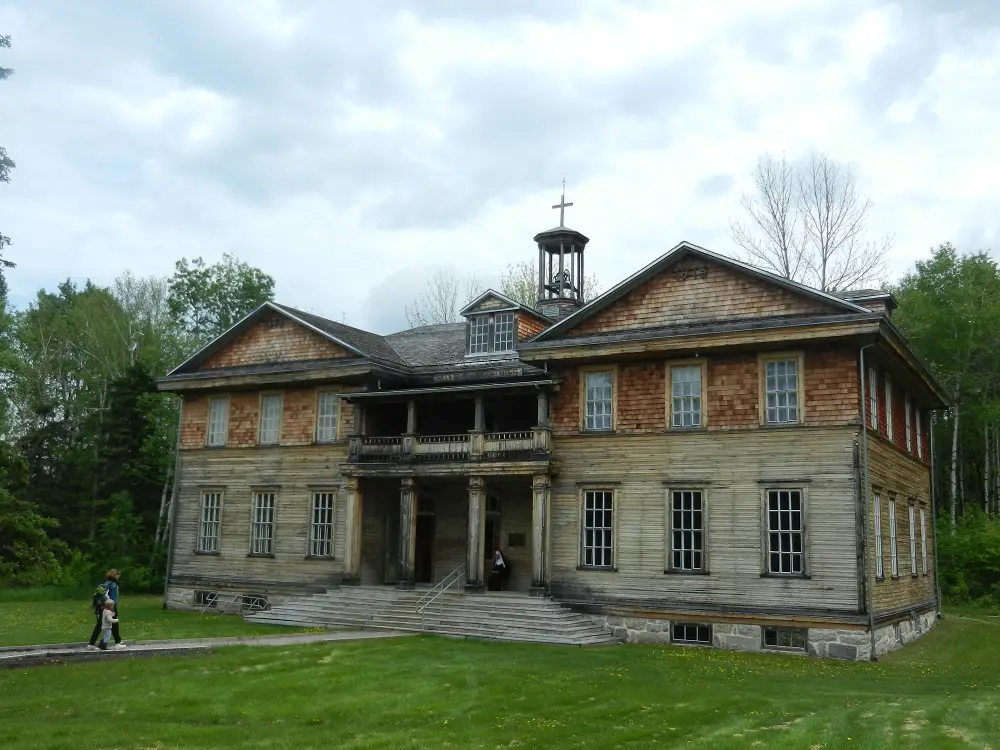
[[1, 1, 998, 333]]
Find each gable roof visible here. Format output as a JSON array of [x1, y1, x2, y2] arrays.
[[533, 241, 872, 341], [167, 302, 407, 376], [459, 289, 554, 323]]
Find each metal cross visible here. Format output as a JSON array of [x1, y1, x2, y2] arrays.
[[551, 179, 573, 227]]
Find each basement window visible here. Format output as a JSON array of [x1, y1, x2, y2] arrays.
[[762, 627, 807, 651], [671, 623, 712, 645], [194, 590, 218, 608]]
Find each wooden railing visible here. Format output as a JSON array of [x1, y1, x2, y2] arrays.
[[349, 427, 551, 464]]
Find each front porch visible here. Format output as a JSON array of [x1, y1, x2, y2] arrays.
[[339, 474, 553, 596]]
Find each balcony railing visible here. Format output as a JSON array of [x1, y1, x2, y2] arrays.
[[349, 427, 550, 464]]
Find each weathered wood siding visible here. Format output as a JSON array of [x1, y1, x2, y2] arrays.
[[170, 446, 348, 592], [180, 388, 355, 450], [548, 427, 859, 614], [550, 348, 860, 435], [517, 313, 549, 341], [867, 436, 936, 613], [199, 311, 351, 370], [569, 256, 835, 335]]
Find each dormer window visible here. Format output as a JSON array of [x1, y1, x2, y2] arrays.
[[467, 312, 516, 355]]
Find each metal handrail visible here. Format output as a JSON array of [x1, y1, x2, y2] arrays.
[[416, 564, 466, 615]]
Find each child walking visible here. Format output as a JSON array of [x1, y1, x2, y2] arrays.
[[97, 600, 118, 651]]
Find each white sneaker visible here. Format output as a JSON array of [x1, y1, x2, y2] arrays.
[[87, 644, 99, 651], [112, 643, 128, 649]]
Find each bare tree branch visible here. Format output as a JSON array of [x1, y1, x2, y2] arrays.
[[404, 270, 483, 327], [729, 151, 891, 292]]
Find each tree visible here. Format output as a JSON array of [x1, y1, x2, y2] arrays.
[[729, 153, 892, 292], [404, 270, 483, 327], [893, 244, 1000, 527], [1, 35, 15, 273], [499, 260, 602, 307], [0, 488, 68, 586], [167, 254, 275, 345]]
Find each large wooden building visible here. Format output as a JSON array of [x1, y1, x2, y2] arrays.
[[159, 216, 948, 660]]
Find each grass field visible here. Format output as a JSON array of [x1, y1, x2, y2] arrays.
[[0, 589, 308, 647], [1, 599, 998, 749]]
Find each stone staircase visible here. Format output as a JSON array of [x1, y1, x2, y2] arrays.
[[245, 587, 618, 646]]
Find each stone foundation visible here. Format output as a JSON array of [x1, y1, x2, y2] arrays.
[[587, 608, 938, 661], [164, 585, 285, 614]]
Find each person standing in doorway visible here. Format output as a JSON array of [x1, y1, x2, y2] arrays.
[[89, 569, 126, 649], [492, 549, 511, 591]]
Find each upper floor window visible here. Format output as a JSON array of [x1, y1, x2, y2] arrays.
[[868, 368, 878, 430], [207, 397, 229, 447], [916, 410, 924, 458], [762, 356, 800, 424], [316, 392, 339, 443], [467, 312, 516, 355], [670, 364, 702, 428], [885, 373, 894, 441], [904, 394, 913, 452], [259, 394, 282, 445], [584, 370, 614, 431]]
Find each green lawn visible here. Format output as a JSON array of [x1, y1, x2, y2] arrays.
[[0, 591, 308, 647], [0, 608, 997, 749]]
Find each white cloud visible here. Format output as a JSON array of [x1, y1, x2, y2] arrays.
[[2, 0, 999, 333]]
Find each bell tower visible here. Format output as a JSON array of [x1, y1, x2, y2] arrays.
[[535, 183, 589, 320]]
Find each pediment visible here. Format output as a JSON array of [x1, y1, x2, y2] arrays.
[[196, 311, 352, 370]]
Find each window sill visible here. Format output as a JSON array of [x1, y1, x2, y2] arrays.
[[891, 575, 900, 581], [664, 569, 710, 576], [204, 444, 229, 449], [576, 565, 618, 573], [760, 573, 811, 580], [247, 553, 275, 559], [256, 443, 282, 448], [759, 422, 804, 429], [194, 550, 221, 556], [876, 576, 885, 583], [313, 439, 342, 446], [668, 425, 707, 432], [304, 555, 335, 561], [911, 573, 919, 578], [579, 429, 616, 436]]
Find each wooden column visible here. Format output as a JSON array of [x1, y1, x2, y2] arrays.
[[536, 390, 549, 427], [397, 478, 417, 590], [406, 400, 416, 434], [466, 475, 486, 592], [342, 476, 363, 585], [579, 246, 585, 302], [537, 243, 545, 302], [530, 473, 551, 597], [470, 395, 485, 460]]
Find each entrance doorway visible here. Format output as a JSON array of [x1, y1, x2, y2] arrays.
[[415, 514, 434, 583]]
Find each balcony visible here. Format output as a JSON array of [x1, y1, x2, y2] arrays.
[[348, 427, 551, 465]]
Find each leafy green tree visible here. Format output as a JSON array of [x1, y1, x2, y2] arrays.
[[168, 254, 275, 344], [0, 488, 68, 586]]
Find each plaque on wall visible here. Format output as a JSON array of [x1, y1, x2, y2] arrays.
[[508, 532, 526, 548], [540, 304, 559, 317]]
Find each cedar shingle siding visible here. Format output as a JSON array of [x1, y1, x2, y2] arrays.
[[199, 312, 351, 370]]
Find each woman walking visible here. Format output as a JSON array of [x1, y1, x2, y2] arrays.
[[88, 569, 126, 650]]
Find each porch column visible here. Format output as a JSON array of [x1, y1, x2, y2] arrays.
[[466, 475, 486, 593], [403, 400, 417, 457], [530, 473, 551, 597], [470, 395, 485, 460], [397, 478, 417, 590], [342, 477, 363, 585]]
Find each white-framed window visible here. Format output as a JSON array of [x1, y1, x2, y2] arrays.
[[671, 623, 712, 645], [309, 491, 336, 558], [259, 394, 282, 445], [762, 627, 806, 651], [766, 489, 804, 575], [873, 492, 883, 579], [207, 397, 229, 447], [764, 359, 799, 424], [469, 315, 490, 354], [868, 368, 878, 430], [904, 395, 913, 452], [889, 498, 898, 577], [467, 311, 516, 355], [885, 373, 894, 440], [198, 491, 222, 553], [916, 410, 923, 458], [493, 312, 515, 352], [669, 489, 704, 571], [582, 490, 614, 568], [671, 365, 702, 428], [920, 507, 928, 575], [250, 491, 275, 555], [316, 391, 339, 443], [584, 371, 613, 431], [908, 502, 917, 575]]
